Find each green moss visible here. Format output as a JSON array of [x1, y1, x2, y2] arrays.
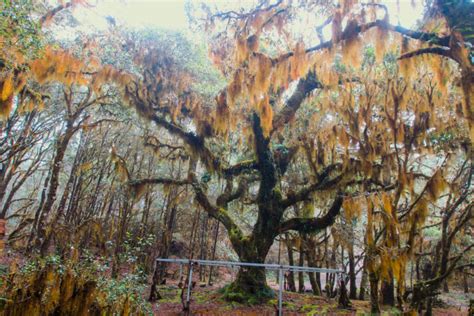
[[272, 188, 282, 200], [157, 286, 181, 303], [220, 283, 274, 305]]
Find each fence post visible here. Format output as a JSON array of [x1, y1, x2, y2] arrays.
[[185, 261, 194, 310], [278, 267, 283, 316]]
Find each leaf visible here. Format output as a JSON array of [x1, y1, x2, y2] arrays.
[[0, 95, 14, 119], [235, 36, 248, 64], [257, 95, 273, 137], [427, 170, 447, 201], [1, 74, 14, 101], [381, 192, 391, 213], [110, 146, 129, 182]]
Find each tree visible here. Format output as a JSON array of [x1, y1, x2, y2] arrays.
[[0, 0, 471, 313], [118, 0, 472, 304]]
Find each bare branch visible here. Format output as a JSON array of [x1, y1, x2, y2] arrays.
[[398, 47, 452, 60], [129, 178, 190, 187]]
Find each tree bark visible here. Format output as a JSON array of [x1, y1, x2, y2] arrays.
[[369, 272, 380, 314], [348, 245, 357, 299], [298, 241, 305, 292], [208, 221, 220, 285], [224, 237, 275, 303], [358, 256, 368, 300], [36, 127, 75, 249], [381, 277, 395, 306], [463, 269, 469, 293], [285, 234, 296, 292]]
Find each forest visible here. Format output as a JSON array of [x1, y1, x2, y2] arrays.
[[0, 0, 472, 315]]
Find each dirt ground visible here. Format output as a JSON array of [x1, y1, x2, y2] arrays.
[[154, 281, 470, 316]]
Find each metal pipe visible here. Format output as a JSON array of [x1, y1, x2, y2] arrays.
[[157, 258, 347, 314], [278, 267, 283, 316], [186, 263, 194, 309], [156, 258, 343, 274]]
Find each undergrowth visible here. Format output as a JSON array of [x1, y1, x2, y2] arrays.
[[0, 254, 152, 315]]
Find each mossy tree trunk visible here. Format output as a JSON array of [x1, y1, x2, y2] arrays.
[[137, 75, 347, 303], [190, 113, 346, 303]]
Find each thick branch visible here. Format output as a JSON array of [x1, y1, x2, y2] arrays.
[[271, 71, 322, 134], [216, 178, 247, 207], [223, 160, 258, 177], [129, 178, 190, 187], [277, 19, 450, 62], [39, 2, 74, 25], [398, 47, 452, 60], [150, 114, 220, 171], [253, 113, 277, 202], [281, 171, 343, 208], [279, 194, 343, 233], [192, 181, 245, 249]]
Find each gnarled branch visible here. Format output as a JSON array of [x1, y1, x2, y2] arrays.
[[192, 180, 245, 251], [279, 194, 343, 233], [281, 174, 343, 208]]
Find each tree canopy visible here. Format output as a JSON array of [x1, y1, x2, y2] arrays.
[[0, 0, 472, 314]]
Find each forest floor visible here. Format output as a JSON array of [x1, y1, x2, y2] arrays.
[[154, 280, 471, 316], [0, 253, 470, 315]]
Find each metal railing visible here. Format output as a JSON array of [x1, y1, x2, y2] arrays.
[[156, 258, 345, 315]]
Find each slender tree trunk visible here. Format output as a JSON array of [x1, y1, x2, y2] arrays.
[[369, 272, 380, 314], [36, 128, 75, 247], [158, 205, 178, 281], [199, 215, 209, 282], [208, 221, 220, 285], [27, 171, 50, 251], [298, 241, 305, 292], [348, 245, 357, 299], [112, 197, 132, 278], [443, 280, 449, 293], [285, 234, 296, 292], [40, 133, 85, 255], [305, 235, 321, 295], [358, 256, 368, 300], [463, 269, 469, 293]]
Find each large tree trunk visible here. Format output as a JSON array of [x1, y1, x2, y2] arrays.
[[224, 221, 277, 303]]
